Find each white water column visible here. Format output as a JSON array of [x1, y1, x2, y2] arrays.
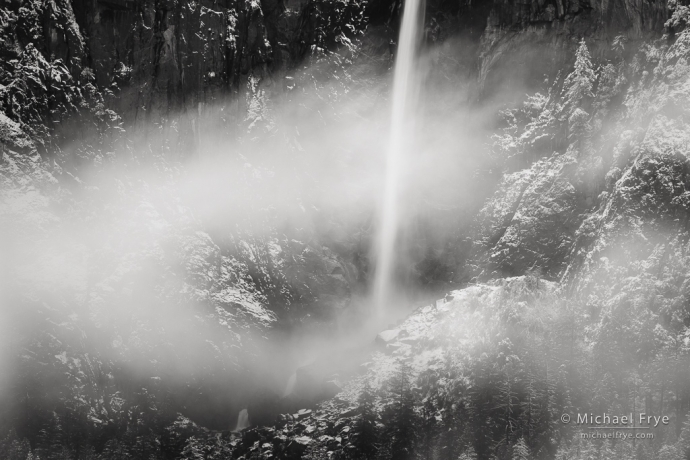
[[373, 0, 426, 316]]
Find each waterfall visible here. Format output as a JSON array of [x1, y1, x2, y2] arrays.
[[233, 408, 250, 432], [373, 0, 426, 315], [282, 371, 297, 397]]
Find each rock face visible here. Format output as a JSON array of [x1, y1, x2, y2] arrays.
[[1, 0, 671, 153], [1, 0, 369, 162], [469, 25, 690, 287], [0, 0, 672, 168], [2, 0, 688, 457], [72, 0, 275, 124], [1, 0, 367, 449], [477, 0, 669, 96], [67, 0, 369, 131]]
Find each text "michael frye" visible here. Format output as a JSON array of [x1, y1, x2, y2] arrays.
[[575, 413, 669, 427]]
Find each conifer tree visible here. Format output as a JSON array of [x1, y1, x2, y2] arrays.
[[437, 398, 467, 460], [496, 363, 520, 453], [353, 379, 378, 460], [385, 360, 417, 460], [419, 397, 437, 460], [563, 39, 596, 114], [35, 413, 72, 460], [520, 367, 537, 443], [560, 38, 596, 146], [554, 443, 570, 460], [658, 444, 683, 460], [458, 445, 478, 460], [437, 357, 468, 460], [599, 439, 615, 460], [80, 445, 98, 460], [0, 430, 32, 460], [512, 437, 530, 460], [100, 439, 129, 459], [181, 436, 205, 460]]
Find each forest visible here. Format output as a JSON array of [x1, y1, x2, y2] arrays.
[[2, 0, 690, 458]]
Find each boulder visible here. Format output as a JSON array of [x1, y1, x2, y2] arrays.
[[375, 329, 401, 345]]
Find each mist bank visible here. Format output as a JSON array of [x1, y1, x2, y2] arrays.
[[0, 21, 498, 455], [227, 23, 690, 460], [2, 0, 689, 458]]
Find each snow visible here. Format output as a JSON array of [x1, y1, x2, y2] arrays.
[[376, 329, 401, 343]]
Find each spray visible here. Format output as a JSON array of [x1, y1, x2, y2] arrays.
[[233, 408, 250, 432]]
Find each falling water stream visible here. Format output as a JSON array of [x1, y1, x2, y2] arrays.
[[238, 0, 427, 429], [282, 371, 297, 397], [373, 0, 426, 316], [233, 408, 250, 432]]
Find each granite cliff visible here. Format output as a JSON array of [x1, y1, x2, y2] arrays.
[[2, 0, 689, 458]]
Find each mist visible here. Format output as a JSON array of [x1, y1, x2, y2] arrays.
[[5, 0, 690, 456], [0, 23, 516, 437]]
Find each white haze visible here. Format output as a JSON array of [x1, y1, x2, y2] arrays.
[[0, 35, 516, 428]]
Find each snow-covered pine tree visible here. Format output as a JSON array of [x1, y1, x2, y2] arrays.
[[563, 39, 596, 113], [512, 437, 530, 460], [419, 397, 437, 460], [353, 379, 379, 460], [562, 39, 596, 143], [180, 436, 205, 460], [0, 430, 32, 460], [458, 445, 478, 460], [657, 444, 684, 460], [384, 359, 417, 460], [99, 439, 129, 459]]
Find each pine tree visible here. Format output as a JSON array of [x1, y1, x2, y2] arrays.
[[612, 34, 626, 54], [437, 398, 467, 460], [79, 445, 98, 460], [206, 433, 234, 460], [561, 39, 596, 143], [512, 437, 530, 460], [181, 436, 205, 460], [520, 362, 553, 458], [496, 363, 520, 453], [100, 439, 129, 459], [599, 439, 615, 460], [437, 357, 468, 460], [467, 351, 499, 460], [554, 443, 570, 460], [385, 360, 417, 460], [613, 437, 636, 459], [563, 39, 596, 113], [0, 430, 32, 460], [129, 430, 162, 460], [353, 379, 379, 460], [658, 444, 683, 460], [419, 397, 437, 460], [675, 412, 690, 456], [35, 413, 71, 460], [571, 433, 597, 460], [520, 367, 537, 444], [458, 445, 478, 460]]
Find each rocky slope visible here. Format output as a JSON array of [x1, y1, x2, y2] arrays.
[[225, 14, 690, 460], [2, 0, 689, 458], [0, 0, 672, 159]]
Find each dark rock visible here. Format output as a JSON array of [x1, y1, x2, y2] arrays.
[[286, 435, 312, 457], [339, 407, 358, 417]]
